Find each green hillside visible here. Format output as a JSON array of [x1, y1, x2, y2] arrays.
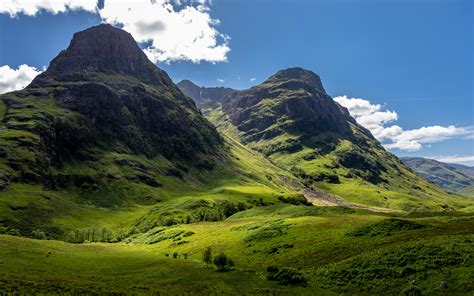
[[459, 185, 474, 197], [210, 68, 471, 212], [1, 210, 473, 294], [401, 157, 474, 192]]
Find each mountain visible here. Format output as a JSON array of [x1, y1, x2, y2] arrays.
[[401, 157, 474, 192], [0, 24, 303, 239], [1, 26, 474, 295], [1, 24, 223, 189], [209, 67, 469, 211], [448, 163, 474, 177], [177, 80, 237, 109]]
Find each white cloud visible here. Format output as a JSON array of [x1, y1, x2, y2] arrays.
[[99, 0, 230, 63], [0, 0, 230, 64], [0, 64, 43, 94], [216, 78, 224, 83], [250, 77, 256, 82], [0, 0, 97, 17], [429, 155, 474, 165], [334, 95, 473, 152]]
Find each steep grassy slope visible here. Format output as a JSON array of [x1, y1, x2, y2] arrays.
[[1, 209, 472, 294], [459, 185, 474, 197], [401, 157, 474, 192], [210, 68, 472, 212], [0, 129, 303, 240], [0, 25, 304, 240]]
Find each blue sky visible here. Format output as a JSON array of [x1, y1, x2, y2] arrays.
[[0, 0, 472, 164]]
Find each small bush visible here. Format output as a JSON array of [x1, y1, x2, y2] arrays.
[[346, 218, 426, 237], [173, 252, 179, 259], [267, 266, 307, 286], [203, 246, 212, 267], [213, 252, 235, 271], [278, 194, 312, 206], [400, 286, 422, 296], [67, 227, 115, 243], [32, 229, 47, 240]]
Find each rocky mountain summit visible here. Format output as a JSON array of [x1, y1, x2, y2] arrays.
[[0, 24, 222, 192], [221, 67, 357, 143], [177, 79, 237, 108], [31, 24, 172, 89]]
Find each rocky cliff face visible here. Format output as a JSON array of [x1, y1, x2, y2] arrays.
[[177, 79, 237, 108], [0, 24, 223, 189], [31, 24, 173, 89], [221, 67, 362, 143]]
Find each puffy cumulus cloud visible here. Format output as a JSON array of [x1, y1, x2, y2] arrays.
[[0, 0, 230, 64], [99, 0, 230, 63], [334, 95, 473, 152], [334, 95, 398, 137], [0, 0, 97, 17], [0, 64, 43, 94]]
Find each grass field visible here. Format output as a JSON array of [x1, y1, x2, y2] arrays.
[[1, 205, 473, 294]]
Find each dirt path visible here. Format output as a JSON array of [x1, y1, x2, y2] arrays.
[[302, 187, 402, 213]]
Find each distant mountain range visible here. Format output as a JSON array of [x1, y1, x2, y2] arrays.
[[177, 80, 237, 109], [401, 157, 474, 195]]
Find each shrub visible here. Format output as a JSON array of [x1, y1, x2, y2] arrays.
[[213, 252, 234, 271], [67, 227, 115, 243], [400, 286, 422, 296], [32, 229, 47, 240], [173, 252, 179, 259], [267, 266, 307, 286], [346, 218, 426, 237], [203, 246, 212, 267], [278, 194, 312, 206]]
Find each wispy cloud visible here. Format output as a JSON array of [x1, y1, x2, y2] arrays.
[[217, 78, 224, 83], [0, 0, 230, 64], [0, 64, 43, 94], [428, 155, 474, 166], [334, 95, 473, 152], [249, 77, 256, 82]]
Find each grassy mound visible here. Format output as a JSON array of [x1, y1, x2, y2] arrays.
[[346, 218, 427, 237]]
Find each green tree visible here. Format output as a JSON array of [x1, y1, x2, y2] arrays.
[[203, 247, 212, 267]]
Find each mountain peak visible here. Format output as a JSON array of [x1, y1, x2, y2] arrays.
[[30, 24, 172, 87], [177, 79, 237, 108], [177, 80, 199, 88], [266, 67, 325, 93]]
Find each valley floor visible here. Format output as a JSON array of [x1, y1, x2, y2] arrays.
[[1, 206, 473, 295]]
